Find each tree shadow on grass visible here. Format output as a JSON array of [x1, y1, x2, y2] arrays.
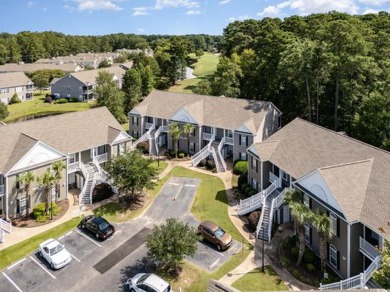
[[215, 189, 229, 205], [93, 194, 146, 217]]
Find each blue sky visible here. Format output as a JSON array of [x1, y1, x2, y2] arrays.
[[1, 0, 389, 36]]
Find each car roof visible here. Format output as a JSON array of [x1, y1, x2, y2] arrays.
[[90, 216, 106, 224], [143, 273, 169, 291], [40, 238, 60, 249], [200, 221, 219, 232]]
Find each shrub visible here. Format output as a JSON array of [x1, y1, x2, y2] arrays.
[[233, 161, 248, 175], [306, 263, 316, 273], [281, 256, 290, 267], [178, 152, 185, 158], [244, 186, 253, 196], [292, 269, 300, 279], [32, 202, 60, 222], [247, 210, 261, 232], [137, 141, 149, 154], [55, 98, 68, 104], [240, 183, 249, 192], [247, 189, 256, 197], [303, 249, 316, 264], [178, 150, 185, 156], [9, 94, 21, 104], [206, 159, 215, 170], [290, 247, 299, 258], [198, 159, 207, 167], [237, 173, 248, 189], [69, 97, 80, 102]]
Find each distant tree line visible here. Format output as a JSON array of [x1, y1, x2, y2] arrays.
[[0, 32, 222, 64], [195, 11, 390, 151]]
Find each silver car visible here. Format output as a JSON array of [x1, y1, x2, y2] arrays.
[[126, 273, 171, 292]]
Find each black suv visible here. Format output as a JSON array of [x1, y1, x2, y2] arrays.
[[80, 215, 115, 240]]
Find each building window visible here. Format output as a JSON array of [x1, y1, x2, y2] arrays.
[[132, 116, 139, 126], [226, 130, 233, 138], [146, 116, 153, 123], [252, 157, 258, 171], [277, 116, 281, 129], [204, 126, 212, 134], [66, 85, 71, 91], [240, 135, 247, 146], [16, 174, 22, 189], [240, 152, 247, 161], [118, 143, 125, 155], [132, 130, 138, 138], [68, 153, 79, 164], [303, 194, 310, 208], [189, 142, 195, 153], [252, 178, 257, 190], [329, 244, 338, 268], [19, 197, 27, 213], [304, 224, 311, 243], [282, 171, 288, 181], [330, 213, 337, 236]]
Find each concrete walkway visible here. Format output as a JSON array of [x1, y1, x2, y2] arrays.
[[0, 159, 314, 291]]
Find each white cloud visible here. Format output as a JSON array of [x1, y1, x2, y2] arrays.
[[186, 9, 201, 14], [27, 1, 36, 8], [133, 7, 149, 16], [71, 0, 123, 12], [154, 0, 199, 10], [257, 0, 359, 17], [362, 8, 379, 13], [219, 0, 231, 4], [228, 15, 249, 22], [42, 7, 48, 11], [137, 28, 145, 32]]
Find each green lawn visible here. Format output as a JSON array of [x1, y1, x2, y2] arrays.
[[0, 218, 80, 270], [168, 52, 219, 94], [4, 92, 94, 123], [232, 267, 289, 291]]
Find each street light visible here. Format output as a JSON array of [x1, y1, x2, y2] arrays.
[[262, 226, 265, 273], [50, 184, 53, 220]]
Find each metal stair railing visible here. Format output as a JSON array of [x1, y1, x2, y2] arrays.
[[267, 198, 276, 242], [210, 147, 222, 173], [192, 134, 215, 167], [319, 255, 381, 290], [131, 123, 155, 150], [154, 126, 163, 155], [0, 218, 11, 234], [256, 194, 267, 238], [274, 187, 290, 208], [217, 137, 227, 172], [79, 162, 91, 205], [237, 191, 264, 216]]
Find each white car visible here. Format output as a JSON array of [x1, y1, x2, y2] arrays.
[[38, 238, 72, 269], [126, 273, 171, 292]]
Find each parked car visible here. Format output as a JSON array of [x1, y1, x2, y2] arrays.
[[197, 221, 232, 251], [80, 215, 115, 240], [38, 238, 72, 269], [126, 273, 171, 292]]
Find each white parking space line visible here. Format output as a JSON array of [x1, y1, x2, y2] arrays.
[[208, 258, 220, 270], [65, 231, 73, 236], [75, 229, 102, 247], [70, 253, 81, 262], [2, 272, 23, 292], [168, 183, 180, 186], [212, 249, 225, 257], [7, 258, 26, 270], [58, 235, 64, 240], [29, 256, 56, 279], [184, 184, 197, 187], [173, 185, 183, 201]]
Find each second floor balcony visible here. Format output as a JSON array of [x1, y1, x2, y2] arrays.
[[0, 185, 4, 195], [203, 133, 213, 140], [269, 171, 279, 183], [94, 153, 108, 164], [360, 236, 381, 260]]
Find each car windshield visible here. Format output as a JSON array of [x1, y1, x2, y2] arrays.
[[214, 227, 225, 238], [98, 221, 110, 231], [49, 244, 64, 255]]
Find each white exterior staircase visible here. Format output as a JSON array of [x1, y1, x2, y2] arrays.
[[192, 135, 227, 173], [0, 218, 11, 243]]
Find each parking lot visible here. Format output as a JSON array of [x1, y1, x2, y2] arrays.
[[0, 177, 245, 291]]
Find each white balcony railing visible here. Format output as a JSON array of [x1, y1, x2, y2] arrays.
[[269, 172, 279, 184], [161, 125, 168, 132], [360, 237, 381, 260], [146, 122, 153, 129], [0, 218, 11, 234], [67, 161, 81, 173], [0, 185, 4, 195], [203, 133, 213, 141], [94, 153, 108, 164], [224, 137, 234, 145]]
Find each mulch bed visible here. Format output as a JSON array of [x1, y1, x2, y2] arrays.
[[11, 198, 70, 228]]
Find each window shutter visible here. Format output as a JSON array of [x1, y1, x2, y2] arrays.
[[239, 135, 241, 145], [309, 227, 312, 244], [246, 136, 249, 146], [337, 218, 340, 237], [337, 251, 340, 270], [256, 160, 258, 172], [309, 198, 312, 209], [327, 242, 330, 261]]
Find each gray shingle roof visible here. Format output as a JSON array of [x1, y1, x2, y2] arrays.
[[0, 63, 81, 73], [0, 72, 33, 88], [132, 90, 278, 133], [251, 118, 390, 235], [0, 107, 130, 174], [69, 66, 126, 85]]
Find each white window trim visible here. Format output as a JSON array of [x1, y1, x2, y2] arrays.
[[330, 213, 337, 236], [304, 223, 310, 243], [240, 135, 246, 145], [252, 178, 257, 190], [303, 194, 310, 208]]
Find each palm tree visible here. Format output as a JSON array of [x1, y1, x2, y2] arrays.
[[18, 171, 35, 216], [312, 209, 332, 272], [183, 123, 195, 156], [169, 122, 182, 158], [52, 161, 65, 203], [36, 169, 55, 215], [285, 190, 313, 266]]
